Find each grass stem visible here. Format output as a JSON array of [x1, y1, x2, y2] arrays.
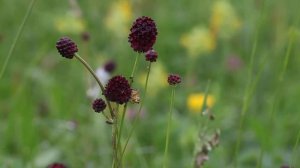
[[163, 87, 175, 168], [0, 0, 36, 80]]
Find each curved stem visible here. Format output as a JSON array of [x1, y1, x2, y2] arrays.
[[74, 53, 114, 119], [121, 62, 152, 159], [0, 0, 36, 80], [163, 87, 175, 168]]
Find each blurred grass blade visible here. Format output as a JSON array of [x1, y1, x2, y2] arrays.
[[200, 80, 211, 114], [0, 0, 36, 80], [233, 0, 267, 166]]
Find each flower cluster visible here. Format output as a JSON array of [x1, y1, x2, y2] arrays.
[[92, 98, 107, 112], [145, 49, 158, 62], [56, 37, 78, 59], [167, 74, 181, 86], [128, 16, 158, 53], [104, 75, 131, 104]]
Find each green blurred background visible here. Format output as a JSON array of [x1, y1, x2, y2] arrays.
[[1, 0, 300, 167]]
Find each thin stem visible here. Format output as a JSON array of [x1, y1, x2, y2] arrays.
[[233, 0, 266, 166], [0, 0, 36, 80], [74, 53, 114, 119], [130, 54, 140, 80], [116, 54, 140, 167], [113, 104, 120, 168], [112, 109, 117, 168], [163, 87, 175, 168], [255, 148, 264, 168], [234, 52, 268, 167], [121, 62, 152, 159]]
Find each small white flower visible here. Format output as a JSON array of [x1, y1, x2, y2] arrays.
[[86, 68, 110, 99]]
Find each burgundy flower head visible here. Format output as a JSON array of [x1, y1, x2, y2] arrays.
[[168, 74, 181, 86], [47, 163, 67, 168], [56, 37, 78, 59], [92, 98, 106, 112], [145, 49, 158, 62], [128, 16, 158, 53], [104, 75, 131, 104], [104, 60, 116, 73]]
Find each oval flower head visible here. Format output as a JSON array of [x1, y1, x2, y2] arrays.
[[104, 75, 131, 104], [92, 98, 106, 113], [128, 16, 158, 53], [167, 74, 181, 86], [56, 37, 78, 59]]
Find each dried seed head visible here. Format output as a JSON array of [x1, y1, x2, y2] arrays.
[[130, 89, 140, 104]]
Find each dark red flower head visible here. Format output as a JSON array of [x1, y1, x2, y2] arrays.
[[56, 37, 78, 59], [168, 74, 181, 86], [104, 75, 131, 104], [47, 163, 67, 168], [145, 49, 158, 62], [128, 16, 158, 53], [92, 98, 106, 112], [104, 60, 116, 73]]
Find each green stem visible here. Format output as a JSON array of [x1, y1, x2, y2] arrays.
[[115, 54, 140, 167], [130, 54, 140, 81], [163, 87, 175, 168], [112, 113, 117, 167], [233, 0, 266, 166], [0, 0, 36, 80], [74, 53, 114, 120], [121, 62, 152, 159], [255, 148, 264, 168]]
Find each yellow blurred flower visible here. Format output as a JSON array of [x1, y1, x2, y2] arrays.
[[180, 26, 216, 57], [210, 0, 241, 39], [138, 62, 168, 96], [187, 93, 215, 113], [54, 12, 85, 34], [105, 0, 132, 37]]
